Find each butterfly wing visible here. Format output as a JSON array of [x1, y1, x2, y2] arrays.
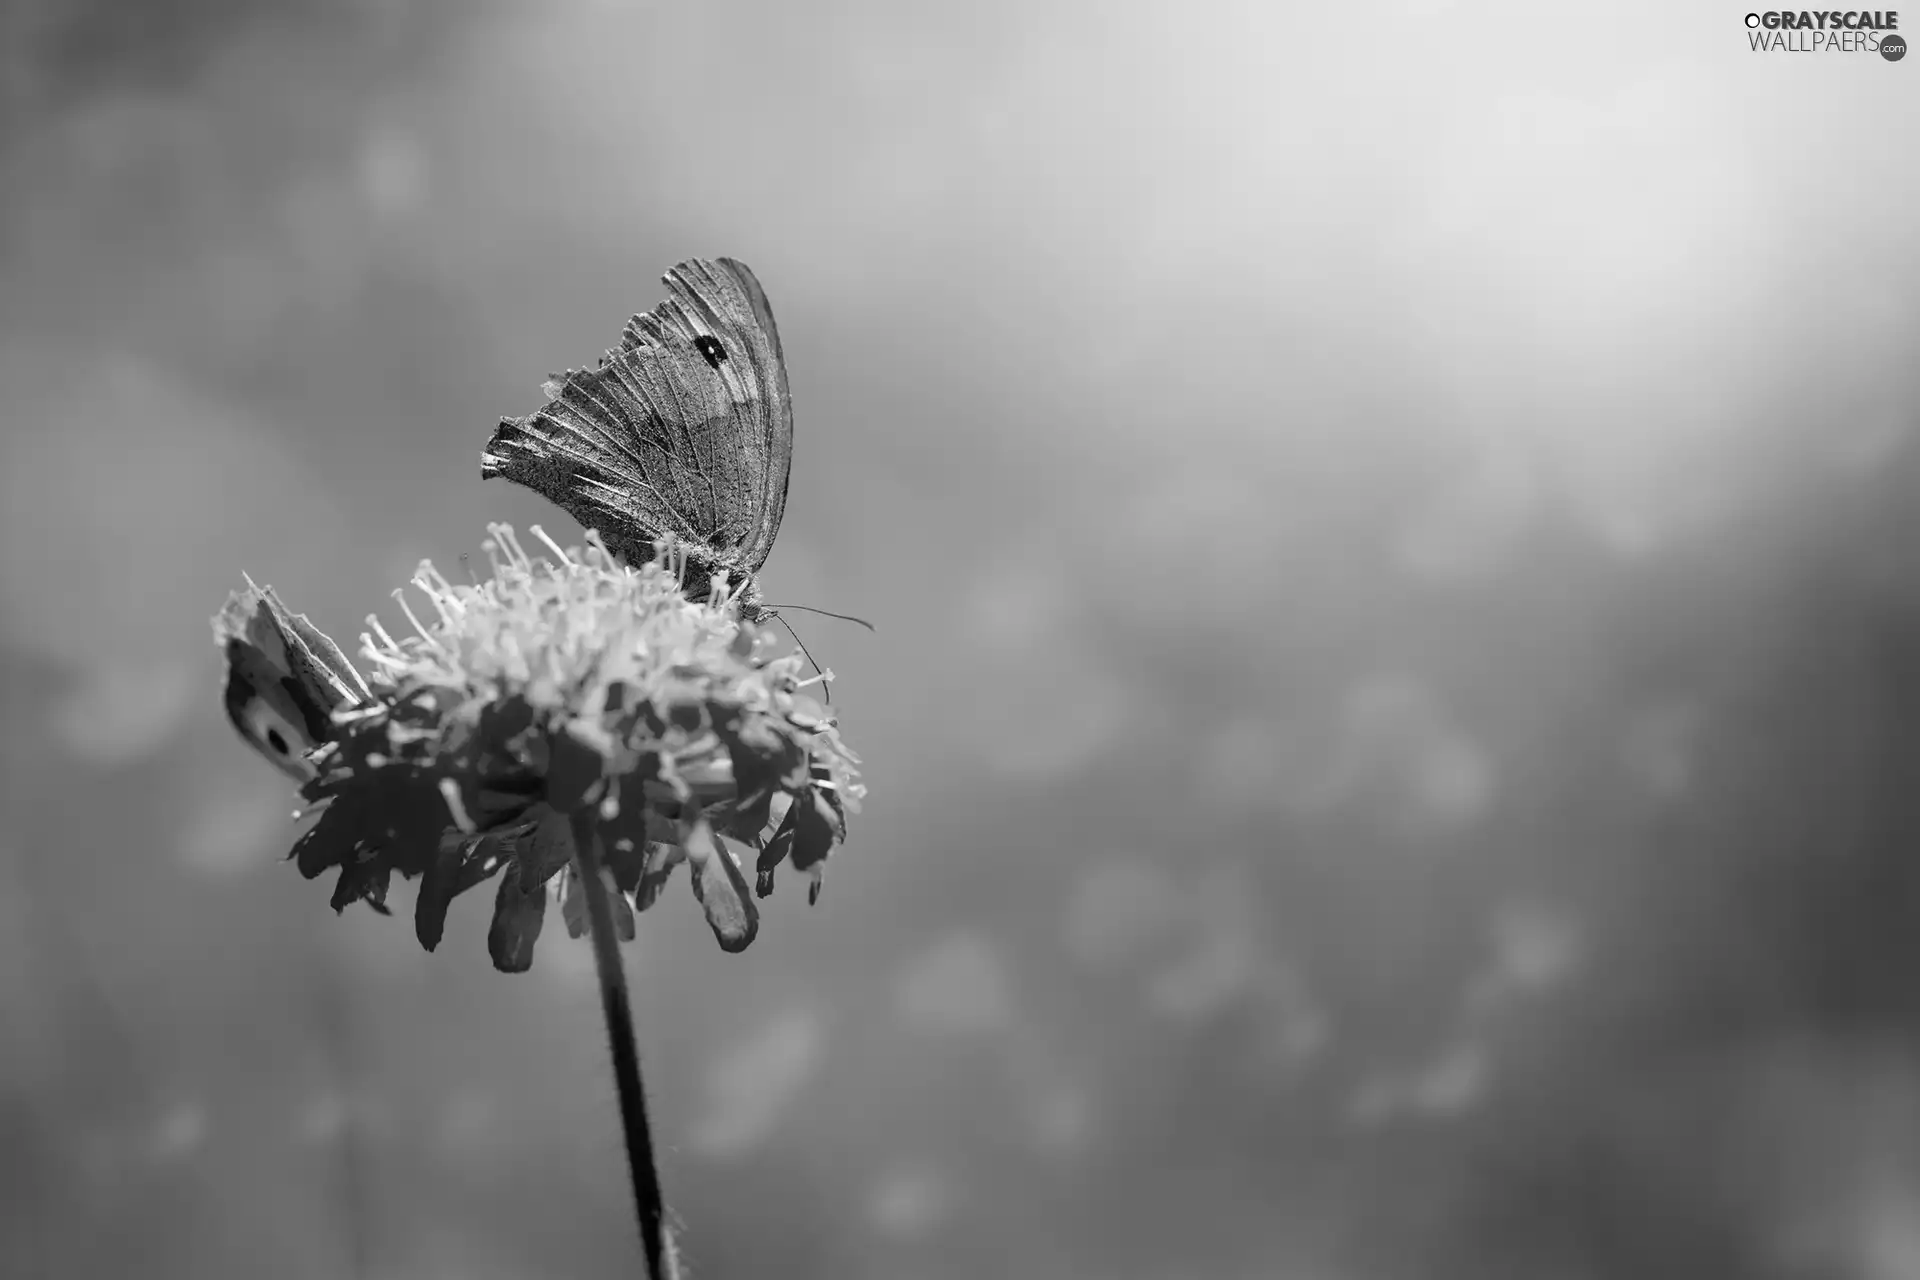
[[481, 257, 794, 577], [213, 578, 372, 781]]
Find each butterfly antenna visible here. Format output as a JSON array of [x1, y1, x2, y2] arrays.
[[761, 604, 876, 632], [769, 611, 833, 707]]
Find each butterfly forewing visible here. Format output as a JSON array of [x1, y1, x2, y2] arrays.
[[481, 257, 794, 597]]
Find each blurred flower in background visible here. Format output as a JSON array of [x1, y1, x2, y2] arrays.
[[3, 1, 1919, 1278]]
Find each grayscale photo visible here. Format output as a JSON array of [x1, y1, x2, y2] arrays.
[[0, 3, 1915, 1277]]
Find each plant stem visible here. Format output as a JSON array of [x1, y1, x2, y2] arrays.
[[568, 806, 670, 1278], [306, 929, 371, 1277]]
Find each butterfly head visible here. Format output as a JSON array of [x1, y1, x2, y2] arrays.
[[658, 539, 771, 624]]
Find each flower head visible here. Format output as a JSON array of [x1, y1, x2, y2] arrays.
[[213, 524, 862, 972]]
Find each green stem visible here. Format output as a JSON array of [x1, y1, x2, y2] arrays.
[[568, 805, 671, 1278]]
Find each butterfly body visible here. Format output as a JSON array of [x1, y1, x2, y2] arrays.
[[481, 257, 793, 620]]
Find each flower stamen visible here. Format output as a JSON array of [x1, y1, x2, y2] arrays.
[[439, 778, 477, 834], [390, 587, 445, 654], [529, 523, 575, 567]]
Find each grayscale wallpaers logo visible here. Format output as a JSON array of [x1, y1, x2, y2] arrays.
[[1744, 9, 1905, 56]]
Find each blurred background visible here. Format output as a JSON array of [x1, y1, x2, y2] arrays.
[[2, 1, 1918, 1276]]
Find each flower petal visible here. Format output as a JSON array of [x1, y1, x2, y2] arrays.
[[603, 836, 646, 896], [548, 721, 610, 812], [294, 762, 449, 882], [557, 862, 636, 945], [478, 693, 537, 748], [597, 757, 670, 866], [755, 802, 798, 899], [708, 700, 806, 836], [685, 818, 758, 952], [637, 841, 685, 911], [417, 831, 507, 950], [514, 806, 572, 889], [789, 788, 841, 875], [607, 880, 636, 941], [560, 866, 588, 939], [488, 868, 547, 973], [291, 802, 358, 881], [329, 859, 392, 915]]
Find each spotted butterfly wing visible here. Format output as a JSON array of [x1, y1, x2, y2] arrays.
[[213, 578, 371, 782], [481, 257, 793, 618]]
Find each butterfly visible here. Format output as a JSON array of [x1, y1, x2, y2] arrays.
[[481, 257, 793, 621], [213, 578, 370, 781]]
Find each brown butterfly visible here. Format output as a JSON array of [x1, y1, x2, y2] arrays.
[[481, 257, 793, 621]]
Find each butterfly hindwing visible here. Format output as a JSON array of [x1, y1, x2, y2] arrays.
[[658, 256, 792, 572], [213, 579, 371, 781], [480, 257, 794, 602]]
